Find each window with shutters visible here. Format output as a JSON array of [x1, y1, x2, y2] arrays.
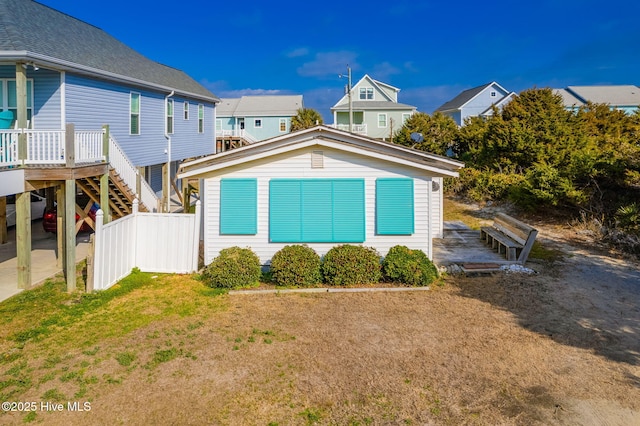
[[220, 179, 257, 234], [376, 178, 414, 235], [269, 179, 365, 243]]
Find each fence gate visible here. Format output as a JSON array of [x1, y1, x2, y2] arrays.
[[92, 200, 201, 290]]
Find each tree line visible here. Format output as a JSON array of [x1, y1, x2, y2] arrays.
[[394, 88, 640, 247]]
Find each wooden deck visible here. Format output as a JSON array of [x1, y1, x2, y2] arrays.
[[432, 221, 514, 266]]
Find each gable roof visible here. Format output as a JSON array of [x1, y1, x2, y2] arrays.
[[565, 85, 640, 106], [0, 0, 218, 102], [331, 74, 411, 109], [480, 92, 517, 116], [436, 82, 508, 112], [178, 125, 463, 179], [553, 88, 584, 108], [217, 95, 303, 117]]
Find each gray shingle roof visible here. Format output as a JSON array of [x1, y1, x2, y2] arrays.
[[566, 85, 640, 106], [0, 0, 218, 102], [218, 95, 303, 117], [435, 83, 494, 112]]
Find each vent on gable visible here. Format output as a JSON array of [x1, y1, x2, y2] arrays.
[[311, 150, 324, 169]]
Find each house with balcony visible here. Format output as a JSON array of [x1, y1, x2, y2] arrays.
[[215, 95, 303, 151], [330, 74, 417, 140], [0, 0, 219, 291], [435, 82, 515, 126]]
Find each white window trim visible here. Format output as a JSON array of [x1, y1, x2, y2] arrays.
[[359, 87, 374, 100], [198, 104, 204, 134], [1, 79, 35, 128], [184, 101, 189, 120], [279, 118, 287, 132], [166, 99, 174, 135], [402, 113, 411, 123], [130, 92, 141, 135], [377, 113, 387, 128], [254, 119, 262, 128]]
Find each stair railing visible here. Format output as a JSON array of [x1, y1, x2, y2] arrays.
[[108, 135, 159, 212]]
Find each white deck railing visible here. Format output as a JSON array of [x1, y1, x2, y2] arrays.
[[0, 129, 104, 166], [108, 135, 159, 212], [328, 123, 368, 135], [215, 129, 258, 144]]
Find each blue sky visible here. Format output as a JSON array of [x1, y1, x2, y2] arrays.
[[40, 0, 640, 121]]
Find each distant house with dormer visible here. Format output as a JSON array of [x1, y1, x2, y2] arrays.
[[330, 75, 417, 140], [553, 85, 640, 114], [215, 95, 303, 150], [436, 82, 515, 126]]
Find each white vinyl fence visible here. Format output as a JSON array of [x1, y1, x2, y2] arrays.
[[92, 199, 201, 290]]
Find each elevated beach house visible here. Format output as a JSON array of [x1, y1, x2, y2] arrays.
[[0, 0, 219, 290], [330, 74, 416, 140], [215, 95, 303, 150], [178, 126, 464, 266]]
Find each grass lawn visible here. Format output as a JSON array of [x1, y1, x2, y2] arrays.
[[0, 199, 637, 425]]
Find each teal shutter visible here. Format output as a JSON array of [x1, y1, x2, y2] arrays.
[[302, 180, 333, 241], [270, 180, 301, 242], [332, 179, 365, 242], [376, 178, 414, 235], [269, 179, 365, 243], [220, 179, 257, 234]]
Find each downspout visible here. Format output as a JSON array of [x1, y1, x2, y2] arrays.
[[165, 90, 175, 213]]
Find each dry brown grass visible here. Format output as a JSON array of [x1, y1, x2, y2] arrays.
[[2, 266, 638, 425]]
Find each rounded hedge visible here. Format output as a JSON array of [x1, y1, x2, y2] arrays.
[[270, 245, 322, 287], [321, 245, 381, 286], [382, 245, 438, 286], [201, 246, 261, 289]]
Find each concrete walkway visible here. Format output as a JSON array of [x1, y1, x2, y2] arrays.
[[0, 219, 91, 302]]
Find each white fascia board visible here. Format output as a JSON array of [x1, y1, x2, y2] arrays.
[[179, 138, 460, 179]]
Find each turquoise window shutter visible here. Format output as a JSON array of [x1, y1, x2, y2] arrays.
[[269, 179, 365, 243], [376, 178, 414, 235], [270, 180, 302, 242], [220, 179, 257, 234], [332, 179, 365, 242]]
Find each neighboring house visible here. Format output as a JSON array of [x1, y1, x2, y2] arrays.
[[436, 82, 515, 126], [215, 95, 303, 148], [330, 75, 417, 140], [0, 0, 218, 290], [554, 85, 640, 114], [0, 0, 219, 199], [178, 126, 464, 266]]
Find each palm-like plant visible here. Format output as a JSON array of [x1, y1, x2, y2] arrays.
[[290, 108, 323, 131]]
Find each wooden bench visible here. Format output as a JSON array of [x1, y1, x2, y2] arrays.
[[480, 213, 538, 264]]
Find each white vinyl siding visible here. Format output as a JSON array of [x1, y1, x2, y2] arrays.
[[202, 146, 433, 265]]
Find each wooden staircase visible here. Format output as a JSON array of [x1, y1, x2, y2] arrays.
[[77, 168, 149, 219]]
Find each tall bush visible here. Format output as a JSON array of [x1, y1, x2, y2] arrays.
[[321, 245, 381, 286], [201, 246, 261, 289], [270, 245, 322, 287]]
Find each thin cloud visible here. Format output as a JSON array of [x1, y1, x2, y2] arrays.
[[371, 61, 402, 80], [297, 51, 360, 78], [285, 47, 309, 58]]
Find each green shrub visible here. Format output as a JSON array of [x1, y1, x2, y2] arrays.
[[321, 245, 381, 286], [382, 245, 438, 286], [270, 245, 322, 287], [201, 247, 261, 289]]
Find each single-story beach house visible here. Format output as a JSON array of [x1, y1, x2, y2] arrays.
[[178, 126, 464, 265]]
